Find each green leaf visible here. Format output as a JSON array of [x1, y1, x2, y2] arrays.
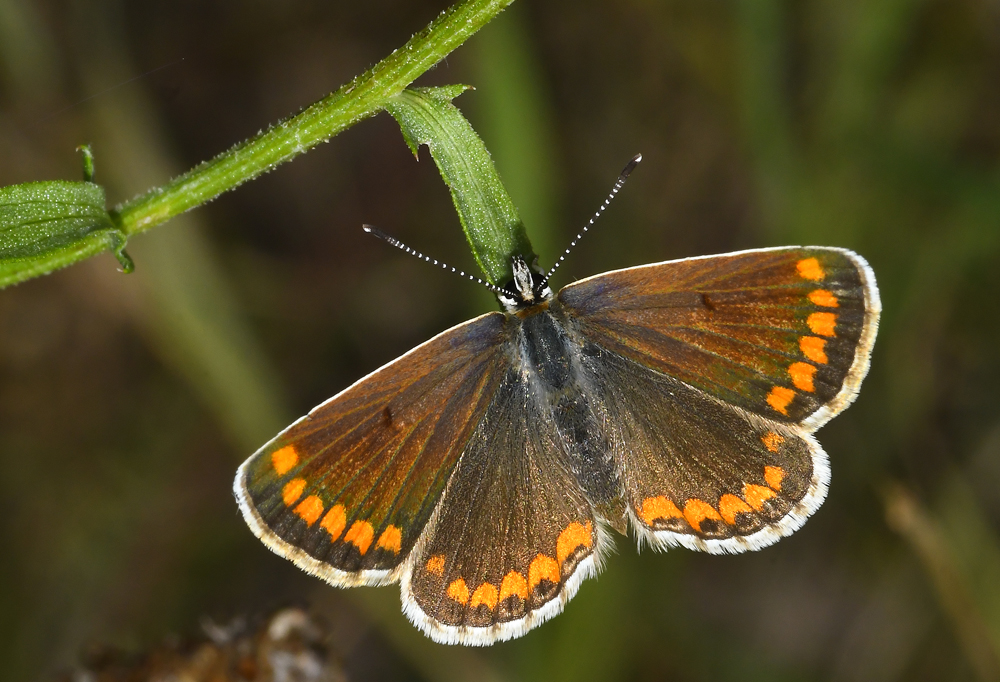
[[0, 180, 131, 287], [384, 86, 536, 287]]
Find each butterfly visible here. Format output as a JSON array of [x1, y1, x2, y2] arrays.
[[234, 156, 881, 646]]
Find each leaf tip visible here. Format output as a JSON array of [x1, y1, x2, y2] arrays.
[[76, 145, 95, 183], [108, 230, 135, 274]]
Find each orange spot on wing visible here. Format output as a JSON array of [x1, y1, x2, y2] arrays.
[[293, 495, 324, 525], [344, 520, 375, 555], [499, 571, 529, 601], [797, 257, 825, 281], [718, 494, 753, 525], [808, 289, 839, 307], [683, 499, 723, 533], [470, 582, 499, 610], [765, 466, 785, 491], [556, 521, 593, 566], [271, 445, 298, 475], [320, 504, 347, 540], [447, 577, 469, 605], [426, 555, 445, 575], [282, 478, 306, 506], [528, 554, 560, 591], [789, 362, 817, 392], [638, 496, 684, 525], [744, 484, 777, 511], [807, 312, 837, 337], [766, 386, 795, 415], [375, 525, 402, 554], [800, 336, 828, 364], [761, 431, 785, 453]]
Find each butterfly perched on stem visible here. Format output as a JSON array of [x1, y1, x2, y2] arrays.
[[234, 156, 880, 645]]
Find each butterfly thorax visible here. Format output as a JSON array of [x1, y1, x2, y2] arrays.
[[512, 305, 628, 530]]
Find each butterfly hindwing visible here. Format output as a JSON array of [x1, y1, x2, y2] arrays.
[[402, 360, 606, 645], [234, 312, 508, 586], [583, 344, 827, 553], [558, 247, 880, 429]]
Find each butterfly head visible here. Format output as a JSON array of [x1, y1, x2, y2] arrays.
[[498, 256, 553, 314]]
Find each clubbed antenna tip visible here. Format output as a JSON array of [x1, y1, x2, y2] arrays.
[[541, 153, 642, 287]]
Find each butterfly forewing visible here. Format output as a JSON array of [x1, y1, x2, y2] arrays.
[[558, 247, 879, 429], [403, 363, 603, 645], [235, 312, 508, 586]]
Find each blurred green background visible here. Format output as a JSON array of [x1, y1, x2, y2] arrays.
[[2, 0, 1000, 680]]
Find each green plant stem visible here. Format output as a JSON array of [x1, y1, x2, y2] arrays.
[[110, 0, 515, 234]]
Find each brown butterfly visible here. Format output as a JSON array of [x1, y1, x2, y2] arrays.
[[234, 157, 881, 645]]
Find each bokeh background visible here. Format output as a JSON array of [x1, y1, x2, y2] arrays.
[[2, 0, 1000, 680]]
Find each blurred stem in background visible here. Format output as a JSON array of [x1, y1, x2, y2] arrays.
[[73, 0, 289, 456], [0, 0, 59, 97], [734, 0, 797, 230], [468, 3, 561, 263], [886, 482, 1000, 682]]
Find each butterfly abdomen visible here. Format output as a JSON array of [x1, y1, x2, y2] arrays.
[[515, 309, 625, 528]]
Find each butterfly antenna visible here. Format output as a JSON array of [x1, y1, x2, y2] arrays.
[[362, 225, 506, 296], [541, 153, 642, 287]]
